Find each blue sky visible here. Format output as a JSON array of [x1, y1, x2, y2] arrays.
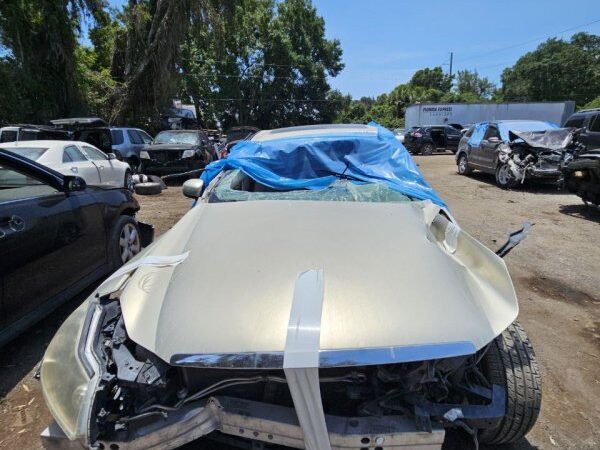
[[106, 0, 600, 98]]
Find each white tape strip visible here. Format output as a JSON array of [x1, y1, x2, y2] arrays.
[[421, 199, 441, 227], [283, 269, 331, 450], [96, 252, 190, 297]]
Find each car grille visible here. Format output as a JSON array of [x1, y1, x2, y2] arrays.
[[147, 150, 184, 163]]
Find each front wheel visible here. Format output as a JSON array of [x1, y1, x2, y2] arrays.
[[109, 216, 142, 269], [496, 163, 519, 189], [478, 321, 542, 445], [124, 170, 133, 192], [457, 153, 472, 175], [422, 143, 434, 155]]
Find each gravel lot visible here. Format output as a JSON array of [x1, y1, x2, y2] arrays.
[[1, 154, 598, 449]]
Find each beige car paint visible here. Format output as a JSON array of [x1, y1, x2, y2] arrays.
[[118, 199, 518, 364]]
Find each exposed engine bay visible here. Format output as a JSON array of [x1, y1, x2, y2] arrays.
[[496, 128, 584, 185], [89, 298, 505, 449]]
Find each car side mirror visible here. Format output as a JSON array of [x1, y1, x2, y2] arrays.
[[64, 175, 87, 192], [182, 179, 205, 199], [107, 153, 117, 160]]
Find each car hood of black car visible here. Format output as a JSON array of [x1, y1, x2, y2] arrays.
[[147, 143, 197, 151]]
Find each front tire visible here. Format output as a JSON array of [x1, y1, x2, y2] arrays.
[[109, 216, 142, 269], [457, 153, 472, 175], [479, 321, 542, 445], [496, 163, 519, 189], [422, 143, 434, 155]]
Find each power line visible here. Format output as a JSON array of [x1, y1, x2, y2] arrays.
[[458, 17, 600, 63]]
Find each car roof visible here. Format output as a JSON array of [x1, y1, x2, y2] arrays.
[[0, 140, 96, 148], [252, 124, 377, 142]]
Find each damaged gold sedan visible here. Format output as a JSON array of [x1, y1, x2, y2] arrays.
[[40, 124, 541, 450]]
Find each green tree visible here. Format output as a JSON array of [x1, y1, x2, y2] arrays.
[[455, 69, 495, 99], [409, 66, 453, 93], [501, 32, 600, 106]]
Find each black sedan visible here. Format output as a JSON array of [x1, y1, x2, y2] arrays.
[[140, 130, 214, 178], [0, 149, 153, 346]]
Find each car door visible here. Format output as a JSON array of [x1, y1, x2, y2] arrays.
[[0, 158, 107, 333], [62, 144, 101, 185], [444, 126, 461, 152], [127, 129, 146, 155], [582, 113, 600, 150], [81, 144, 120, 187], [467, 123, 488, 167], [478, 124, 502, 171]]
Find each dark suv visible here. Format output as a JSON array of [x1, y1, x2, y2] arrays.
[[403, 125, 462, 154], [563, 108, 600, 150]]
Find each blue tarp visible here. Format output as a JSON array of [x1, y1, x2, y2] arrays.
[[200, 122, 446, 207]]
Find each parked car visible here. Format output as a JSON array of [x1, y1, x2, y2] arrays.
[[110, 127, 153, 172], [0, 124, 70, 143], [392, 127, 405, 143], [41, 124, 540, 450], [0, 149, 152, 347], [160, 107, 197, 130], [563, 107, 600, 150], [0, 140, 134, 191], [49, 117, 113, 154], [561, 140, 600, 206], [140, 129, 213, 178], [455, 120, 574, 188], [403, 125, 462, 154]]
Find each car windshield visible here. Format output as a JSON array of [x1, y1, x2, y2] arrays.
[[498, 121, 558, 141], [5, 147, 49, 161], [209, 170, 412, 203], [154, 131, 198, 145]]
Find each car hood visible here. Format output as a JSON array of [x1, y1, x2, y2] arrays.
[[118, 200, 518, 366], [508, 128, 575, 151], [147, 143, 196, 151]]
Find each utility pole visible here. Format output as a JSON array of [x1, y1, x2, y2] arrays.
[[449, 52, 453, 78]]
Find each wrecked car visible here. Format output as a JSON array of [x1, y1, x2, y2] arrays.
[[139, 129, 213, 178], [41, 123, 541, 450], [456, 120, 582, 188]]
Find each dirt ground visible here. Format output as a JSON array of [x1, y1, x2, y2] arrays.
[[0, 154, 598, 449]]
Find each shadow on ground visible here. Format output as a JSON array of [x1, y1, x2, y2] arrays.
[[460, 171, 566, 196], [0, 287, 93, 399], [558, 203, 600, 222]]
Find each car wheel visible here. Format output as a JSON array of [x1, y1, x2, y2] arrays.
[[457, 153, 472, 175], [124, 170, 133, 192], [110, 216, 142, 268], [496, 163, 519, 189], [479, 321, 542, 445], [134, 182, 163, 195], [422, 143, 434, 155]]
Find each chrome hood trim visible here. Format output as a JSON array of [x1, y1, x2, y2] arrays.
[[118, 200, 518, 366]]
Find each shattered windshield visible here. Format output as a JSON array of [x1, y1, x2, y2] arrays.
[[153, 131, 198, 145], [209, 170, 412, 203]]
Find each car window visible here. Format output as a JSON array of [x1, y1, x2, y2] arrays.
[[82, 146, 108, 161], [468, 123, 488, 146], [19, 130, 40, 141], [127, 129, 144, 144], [0, 130, 18, 143], [138, 130, 153, 144], [464, 126, 475, 138], [5, 147, 49, 161], [564, 116, 585, 128], [446, 127, 460, 136], [63, 145, 87, 163], [588, 114, 600, 132], [484, 126, 500, 140], [0, 165, 59, 202], [210, 170, 412, 204], [111, 129, 124, 145]]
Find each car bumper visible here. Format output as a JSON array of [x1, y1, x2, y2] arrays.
[[142, 159, 204, 176], [41, 396, 446, 450]]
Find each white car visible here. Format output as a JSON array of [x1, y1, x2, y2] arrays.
[[40, 124, 540, 450], [0, 140, 133, 190]]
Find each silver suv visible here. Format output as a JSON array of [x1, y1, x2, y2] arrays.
[[110, 127, 153, 172]]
